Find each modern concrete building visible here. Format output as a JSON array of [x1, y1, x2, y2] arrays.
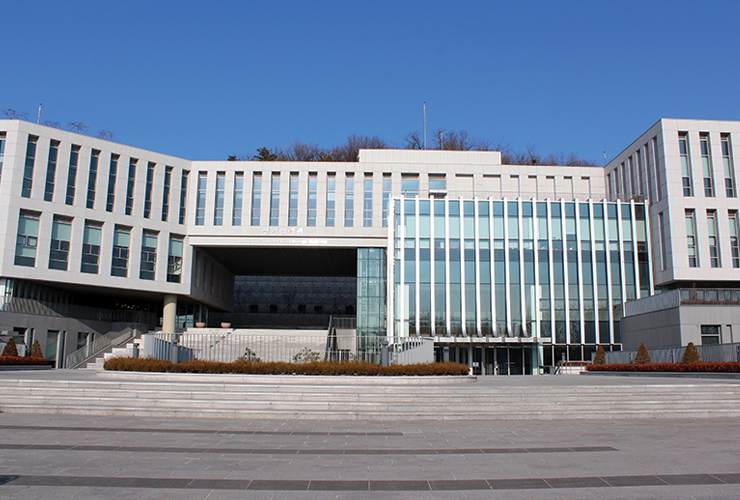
[[0, 118, 736, 372], [605, 119, 740, 350]]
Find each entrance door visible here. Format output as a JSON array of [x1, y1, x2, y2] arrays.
[[508, 347, 524, 375]]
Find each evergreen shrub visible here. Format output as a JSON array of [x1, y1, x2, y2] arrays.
[[681, 342, 701, 364], [633, 343, 651, 364], [1, 338, 18, 357]]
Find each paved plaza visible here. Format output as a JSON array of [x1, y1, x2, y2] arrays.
[[1, 373, 739, 499]]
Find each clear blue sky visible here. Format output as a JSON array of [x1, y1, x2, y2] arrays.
[[3, 1, 739, 163]]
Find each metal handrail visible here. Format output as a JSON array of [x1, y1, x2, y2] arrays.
[[65, 327, 134, 369]]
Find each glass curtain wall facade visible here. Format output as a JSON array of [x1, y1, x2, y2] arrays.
[[390, 196, 651, 367]]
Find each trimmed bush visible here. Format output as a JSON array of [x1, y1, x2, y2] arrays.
[[0, 356, 49, 365], [633, 343, 651, 364], [681, 342, 701, 364], [29, 340, 44, 359], [592, 345, 606, 365], [585, 362, 740, 373], [1, 338, 18, 357], [104, 356, 470, 376]]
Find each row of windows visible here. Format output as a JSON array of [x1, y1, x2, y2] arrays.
[[20, 135, 190, 223], [608, 135, 663, 203], [14, 211, 184, 283], [195, 171, 395, 228], [683, 209, 740, 269], [392, 198, 649, 343]]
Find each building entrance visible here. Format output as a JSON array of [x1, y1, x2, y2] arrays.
[[441, 344, 539, 375]]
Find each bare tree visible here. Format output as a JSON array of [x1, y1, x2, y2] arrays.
[[68, 122, 88, 134], [327, 134, 388, 162], [97, 130, 115, 141], [2, 109, 29, 120], [43, 120, 61, 129], [403, 131, 425, 150], [277, 140, 327, 161]]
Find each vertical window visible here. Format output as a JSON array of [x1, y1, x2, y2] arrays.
[[214, 172, 225, 225], [66, 146, 80, 205], [707, 210, 720, 268], [125, 158, 137, 215], [653, 136, 663, 201], [250, 172, 262, 226], [288, 173, 298, 226], [232, 172, 244, 225], [306, 173, 317, 226], [140, 231, 158, 280], [44, 140, 59, 202], [721, 134, 736, 197], [81, 222, 102, 274], [700, 133, 714, 197], [658, 211, 668, 271], [344, 173, 354, 227], [111, 227, 130, 277], [382, 174, 391, 227], [167, 236, 184, 283], [363, 174, 372, 227], [21, 135, 38, 198], [161, 166, 172, 222], [195, 172, 207, 226], [178, 171, 189, 224], [401, 174, 419, 197], [679, 132, 693, 196], [49, 218, 71, 270], [326, 173, 335, 227], [86, 150, 100, 209], [686, 210, 698, 268], [730, 211, 740, 268], [0, 132, 5, 180], [143, 162, 155, 218], [629, 156, 638, 197], [15, 212, 39, 267], [701, 325, 721, 345], [106, 154, 119, 212], [270, 173, 280, 226]]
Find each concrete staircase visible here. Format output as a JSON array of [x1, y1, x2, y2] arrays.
[[1, 374, 740, 420]]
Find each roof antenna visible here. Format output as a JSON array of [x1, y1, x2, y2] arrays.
[[423, 102, 426, 150], [37, 103, 42, 124]]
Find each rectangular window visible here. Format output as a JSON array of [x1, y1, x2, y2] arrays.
[[730, 211, 740, 268], [111, 227, 130, 277], [0, 132, 5, 180], [214, 172, 225, 225], [178, 171, 189, 224], [653, 136, 663, 201], [270, 173, 280, 226], [143, 162, 155, 218], [686, 209, 698, 267], [140, 231, 158, 280], [382, 174, 391, 227], [707, 210, 720, 268], [106, 154, 119, 212], [167, 236, 184, 283], [401, 174, 419, 197], [81, 222, 102, 274], [66, 145, 80, 205], [251, 172, 262, 226], [326, 173, 335, 227], [288, 173, 299, 226], [363, 174, 372, 227], [21, 135, 38, 198], [44, 140, 59, 202], [629, 156, 638, 197], [428, 174, 446, 191], [232, 172, 244, 225], [195, 172, 207, 226], [344, 173, 354, 227], [700, 133, 714, 197], [161, 166, 172, 222], [701, 325, 721, 345], [722, 134, 736, 197], [306, 173, 317, 226], [15, 212, 39, 267], [658, 211, 668, 271], [86, 150, 100, 209], [679, 132, 693, 196], [125, 158, 137, 215], [49, 217, 71, 271]]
